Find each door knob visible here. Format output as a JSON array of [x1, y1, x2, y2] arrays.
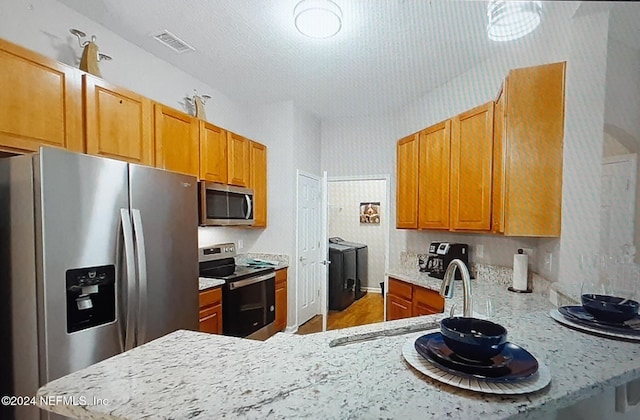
[[299, 256, 307, 262], [321, 260, 331, 266]]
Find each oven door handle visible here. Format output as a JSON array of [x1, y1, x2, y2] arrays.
[[229, 273, 274, 290]]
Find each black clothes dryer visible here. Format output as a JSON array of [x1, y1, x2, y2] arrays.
[[329, 238, 368, 300], [328, 243, 356, 311]]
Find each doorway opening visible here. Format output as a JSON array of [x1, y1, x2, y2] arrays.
[[298, 175, 390, 334]]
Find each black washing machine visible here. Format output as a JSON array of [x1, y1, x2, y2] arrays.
[[329, 238, 368, 300], [328, 243, 356, 311]]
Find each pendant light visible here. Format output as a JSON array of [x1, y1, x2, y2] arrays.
[[487, 1, 543, 42], [294, 0, 343, 39]]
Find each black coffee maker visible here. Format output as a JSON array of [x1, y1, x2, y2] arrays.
[[421, 242, 469, 279]]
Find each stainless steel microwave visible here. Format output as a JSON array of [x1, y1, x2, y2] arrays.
[[198, 182, 254, 226]]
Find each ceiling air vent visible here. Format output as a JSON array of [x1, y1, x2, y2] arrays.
[[152, 30, 195, 53]]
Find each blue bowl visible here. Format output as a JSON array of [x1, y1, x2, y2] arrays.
[[581, 294, 639, 323], [440, 317, 507, 361]]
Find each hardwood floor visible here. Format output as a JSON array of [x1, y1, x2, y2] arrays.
[[297, 292, 384, 335]]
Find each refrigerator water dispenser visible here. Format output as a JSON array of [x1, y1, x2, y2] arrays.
[[65, 265, 116, 333]]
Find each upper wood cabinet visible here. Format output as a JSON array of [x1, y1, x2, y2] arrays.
[[250, 141, 268, 227], [227, 132, 250, 187], [199, 121, 228, 183], [0, 38, 83, 154], [154, 104, 199, 177], [84, 74, 153, 165], [418, 120, 451, 230], [450, 101, 495, 231], [492, 89, 506, 234], [396, 133, 419, 229], [493, 62, 566, 237]]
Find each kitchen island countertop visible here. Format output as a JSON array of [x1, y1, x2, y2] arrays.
[[37, 272, 640, 419]]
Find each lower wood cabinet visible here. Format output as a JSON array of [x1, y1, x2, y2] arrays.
[[386, 277, 444, 321], [275, 268, 287, 332], [274, 268, 287, 332], [199, 287, 222, 335]]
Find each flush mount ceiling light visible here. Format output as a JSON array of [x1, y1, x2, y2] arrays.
[[487, 0, 543, 42], [294, 0, 342, 39]]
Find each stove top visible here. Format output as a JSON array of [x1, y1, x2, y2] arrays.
[[217, 265, 274, 281], [199, 264, 274, 282]]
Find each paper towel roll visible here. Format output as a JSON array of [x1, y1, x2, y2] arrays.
[[513, 252, 528, 291]]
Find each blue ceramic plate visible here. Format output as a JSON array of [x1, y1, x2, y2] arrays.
[[558, 306, 640, 336], [414, 332, 538, 382]]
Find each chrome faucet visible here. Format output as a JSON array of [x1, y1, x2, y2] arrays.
[[439, 259, 473, 317]]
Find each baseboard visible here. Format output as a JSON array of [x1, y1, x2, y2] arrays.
[[284, 325, 298, 334], [363, 287, 382, 294]]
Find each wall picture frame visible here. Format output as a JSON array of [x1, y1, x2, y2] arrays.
[[360, 202, 380, 224]]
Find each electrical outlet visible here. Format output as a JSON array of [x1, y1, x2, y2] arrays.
[[544, 252, 553, 272], [238, 239, 244, 250], [475, 244, 484, 260]]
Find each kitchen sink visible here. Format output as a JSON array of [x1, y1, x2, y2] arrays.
[[328, 321, 439, 347]]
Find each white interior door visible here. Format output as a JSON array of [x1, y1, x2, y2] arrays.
[[296, 171, 323, 326], [320, 171, 329, 332], [600, 154, 637, 255]]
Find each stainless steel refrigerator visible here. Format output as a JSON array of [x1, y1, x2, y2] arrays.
[[0, 147, 199, 420]]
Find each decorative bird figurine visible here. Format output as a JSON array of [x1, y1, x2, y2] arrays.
[[70, 28, 112, 77], [185, 90, 211, 119]]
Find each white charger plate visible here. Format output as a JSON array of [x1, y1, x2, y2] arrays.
[[402, 332, 551, 395], [549, 309, 640, 342]]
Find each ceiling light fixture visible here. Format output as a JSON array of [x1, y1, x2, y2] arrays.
[[487, 0, 543, 42], [294, 0, 342, 39]]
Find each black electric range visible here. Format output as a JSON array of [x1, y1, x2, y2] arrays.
[[198, 243, 276, 339]]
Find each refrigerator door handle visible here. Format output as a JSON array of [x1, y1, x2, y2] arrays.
[[120, 209, 137, 351], [131, 208, 148, 345]]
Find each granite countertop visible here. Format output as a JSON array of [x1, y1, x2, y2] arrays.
[[37, 270, 640, 419], [198, 277, 225, 291]]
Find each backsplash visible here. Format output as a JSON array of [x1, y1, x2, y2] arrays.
[[399, 251, 552, 291]]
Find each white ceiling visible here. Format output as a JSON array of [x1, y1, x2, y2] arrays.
[[56, 0, 639, 119]]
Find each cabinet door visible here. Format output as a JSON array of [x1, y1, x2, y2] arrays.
[[418, 121, 451, 230], [275, 269, 287, 331], [199, 287, 222, 308], [84, 74, 153, 165], [199, 121, 228, 183], [503, 62, 565, 237], [386, 294, 412, 321], [227, 132, 250, 187], [450, 102, 494, 231], [199, 305, 222, 334], [412, 286, 444, 316], [154, 104, 199, 177], [250, 141, 268, 227], [388, 278, 412, 301], [0, 39, 83, 154], [396, 133, 419, 229], [492, 85, 507, 234]]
